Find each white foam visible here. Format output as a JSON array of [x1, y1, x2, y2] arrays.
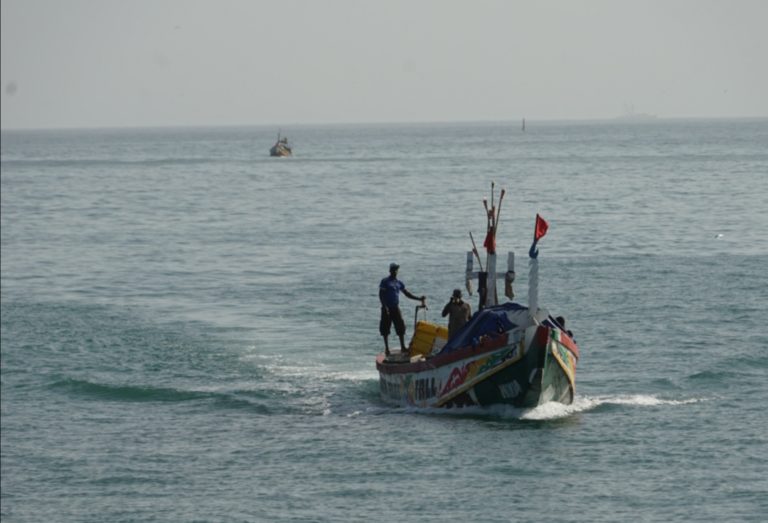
[[245, 349, 380, 383], [520, 398, 597, 420], [515, 393, 706, 420], [258, 361, 378, 383], [400, 394, 708, 420], [589, 394, 707, 407], [323, 369, 380, 381]]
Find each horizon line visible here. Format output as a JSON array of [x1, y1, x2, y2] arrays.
[[2, 115, 767, 133]]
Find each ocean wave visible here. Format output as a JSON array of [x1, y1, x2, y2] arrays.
[[1, 157, 223, 169], [49, 377, 273, 413], [50, 377, 207, 402]]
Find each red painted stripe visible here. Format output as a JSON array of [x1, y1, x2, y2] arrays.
[[557, 330, 580, 360]]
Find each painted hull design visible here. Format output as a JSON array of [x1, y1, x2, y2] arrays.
[[376, 322, 578, 409]]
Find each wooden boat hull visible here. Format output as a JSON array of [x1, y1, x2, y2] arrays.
[[376, 325, 578, 409], [269, 145, 292, 157]]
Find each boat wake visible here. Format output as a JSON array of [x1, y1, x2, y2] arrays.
[[389, 393, 710, 421], [588, 394, 707, 407], [520, 394, 707, 420], [242, 353, 710, 420]]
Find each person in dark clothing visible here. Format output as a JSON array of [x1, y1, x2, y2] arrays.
[[442, 289, 472, 338], [379, 263, 425, 356], [555, 315, 574, 339]]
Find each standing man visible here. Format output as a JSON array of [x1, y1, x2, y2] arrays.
[[441, 289, 472, 338], [379, 262, 426, 356]]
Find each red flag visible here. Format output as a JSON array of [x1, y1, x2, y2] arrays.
[[483, 229, 496, 254], [534, 213, 549, 242]]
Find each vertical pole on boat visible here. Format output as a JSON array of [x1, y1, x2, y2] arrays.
[[478, 271, 488, 311], [481, 196, 492, 309], [491, 181, 495, 226], [528, 249, 539, 322], [493, 188, 506, 305], [505, 251, 515, 300], [488, 182, 501, 305], [487, 253, 497, 306], [528, 214, 549, 322], [479, 182, 507, 308], [495, 189, 506, 234], [465, 251, 474, 295], [469, 232, 484, 271]]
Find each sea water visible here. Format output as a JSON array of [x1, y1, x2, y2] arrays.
[[2, 119, 767, 522]]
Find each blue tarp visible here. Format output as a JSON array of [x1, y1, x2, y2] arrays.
[[439, 302, 528, 354]]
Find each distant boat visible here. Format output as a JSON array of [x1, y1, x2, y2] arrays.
[[269, 132, 292, 157], [615, 112, 657, 122], [522, 118, 526, 132], [617, 104, 657, 121]]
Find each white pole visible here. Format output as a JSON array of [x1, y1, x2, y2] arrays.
[[528, 255, 539, 321], [487, 253, 498, 306]]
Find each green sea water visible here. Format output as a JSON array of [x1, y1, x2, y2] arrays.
[[2, 119, 767, 522]]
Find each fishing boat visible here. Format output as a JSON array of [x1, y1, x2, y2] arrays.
[[269, 132, 292, 157], [376, 185, 580, 409]]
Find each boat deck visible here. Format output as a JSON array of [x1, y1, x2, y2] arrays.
[[382, 351, 411, 364]]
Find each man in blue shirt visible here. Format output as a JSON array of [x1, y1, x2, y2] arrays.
[[379, 262, 426, 356]]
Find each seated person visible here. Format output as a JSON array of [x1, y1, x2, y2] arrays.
[[442, 289, 472, 338]]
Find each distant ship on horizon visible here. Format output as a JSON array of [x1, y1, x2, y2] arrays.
[[616, 104, 658, 121], [616, 112, 658, 121]]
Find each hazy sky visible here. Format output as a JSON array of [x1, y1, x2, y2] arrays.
[[2, 0, 767, 129]]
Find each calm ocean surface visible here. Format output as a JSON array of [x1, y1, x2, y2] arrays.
[[2, 119, 767, 522]]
